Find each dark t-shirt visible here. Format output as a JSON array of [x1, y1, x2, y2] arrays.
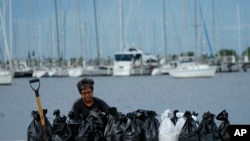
[[71, 97, 110, 120]]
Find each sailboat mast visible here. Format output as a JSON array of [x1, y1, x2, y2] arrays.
[[50, 17, 55, 59], [237, 2, 241, 60], [93, 0, 101, 64], [194, 0, 198, 59], [119, 0, 125, 51], [182, 0, 187, 57], [54, 0, 61, 59], [9, 0, 12, 60], [0, 0, 12, 67], [212, 0, 216, 56], [162, 0, 167, 59], [76, 0, 83, 60], [137, 0, 141, 48]]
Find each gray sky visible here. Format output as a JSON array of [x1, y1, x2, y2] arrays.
[[1, 0, 250, 61]]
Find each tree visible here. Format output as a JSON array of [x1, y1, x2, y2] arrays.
[[217, 49, 237, 56], [180, 51, 194, 57], [242, 47, 250, 58]]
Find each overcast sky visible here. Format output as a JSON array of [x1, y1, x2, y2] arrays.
[[1, 0, 250, 61]]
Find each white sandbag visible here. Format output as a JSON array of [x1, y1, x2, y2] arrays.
[[174, 111, 199, 134], [158, 109, 178, 141], [174, 112, 186, 134], [192, 114, 199, 127]]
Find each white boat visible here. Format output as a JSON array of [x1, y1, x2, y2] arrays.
[[0, 69, 13, 85], [68, 67, 83, 77], [13, 60, 33, 77], [168, 1, 217, 79], [47, 67, 69, 77], [151, 59, 178, 75], [151, 63, 176, 76], [113, 47, 157, 76], [32, 67, 48, 78], [0, 1, 13, 84], [82, 65, 113, 76], [216, 55, 240, 72], [169, 62, 217, 78]]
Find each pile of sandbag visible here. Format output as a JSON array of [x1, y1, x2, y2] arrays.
[[27, 108, 230, 141], [27, 108, 160, 141], [158, 109, 230, 141]]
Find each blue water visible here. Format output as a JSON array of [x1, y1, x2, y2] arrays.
[[0, 72, 250, 140]]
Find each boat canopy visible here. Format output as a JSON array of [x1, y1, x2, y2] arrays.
[[115, 53, 142, 61]]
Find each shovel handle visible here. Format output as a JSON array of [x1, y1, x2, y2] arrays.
[[36, 97, 49, 141], [29, 79, 40, 96], [29, 78, 48, 141]]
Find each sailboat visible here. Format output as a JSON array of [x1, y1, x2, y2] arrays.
[[81, 0, 113, 76], [169, 62, 216, 78], [0, 1, 13, 84], [0, 67, 13, 84], [169, 0, 217, 78]]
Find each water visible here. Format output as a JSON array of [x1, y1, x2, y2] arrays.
[[0, 72, 250, 140]]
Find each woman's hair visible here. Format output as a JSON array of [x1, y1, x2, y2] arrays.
[[77, 78, 94, 93]]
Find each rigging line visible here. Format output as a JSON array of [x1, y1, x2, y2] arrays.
[[124, 0, 135, 47], [0, 5, 12, 67], [198, 0, 214, 60], [167, 0, 181, 53]]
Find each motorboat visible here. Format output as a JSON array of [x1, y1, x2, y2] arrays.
[[113, 47, 158, 76], [13, 60, 33, 77]]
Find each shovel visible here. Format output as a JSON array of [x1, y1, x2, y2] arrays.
[[29, 78, 49, 141]]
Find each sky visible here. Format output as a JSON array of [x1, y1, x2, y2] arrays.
[[1, 0, 250, 61]]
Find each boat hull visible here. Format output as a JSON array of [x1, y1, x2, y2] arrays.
[[169, 64, 217, 78], [68, 67, 83, 77], [0, 70, 13, 85]]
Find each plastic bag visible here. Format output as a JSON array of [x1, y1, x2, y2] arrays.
[[75, 109, 105, 141], [170, 110, 179, 126], [197, 111, 221, 141], [216, 110, 230, 141], [104, 107, 126, 141], [75, 119, 92, 141], [158, 109, 178, 141], [67, 110, 81, 141], [174, 112, 186, 135], [135, 109, 159, 141], [52, 109, 72, 141], [178, 111, 199, 141], [123, 112, 142, 141], [27, 110, 53, 141]]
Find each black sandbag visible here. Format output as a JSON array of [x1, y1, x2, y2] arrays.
[[104, 107, 126, 141], [123, 113, 142, 141], [198, 121, 213, 141], [104, 115, 115, 141], [135, 109, 159, 141], [178, 111, 199, 141], [170, 110, 179, 126], [75, 119, 93, 141], [27, 109, 53, 141], [216, 110, 230, 141], [75, 109, 105, 141], [197, 111, 221, 141], [67, 110, 81, 141], [90, 109, 106, 141], [52, 109, 72, 141], [67, 123, 81, 141]]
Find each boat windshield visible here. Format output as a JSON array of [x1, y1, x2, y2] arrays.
[[115, 54, 141, 61]]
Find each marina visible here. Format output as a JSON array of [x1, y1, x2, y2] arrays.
[[0, 0, 250, 140], [0, 71, 250, 140]]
